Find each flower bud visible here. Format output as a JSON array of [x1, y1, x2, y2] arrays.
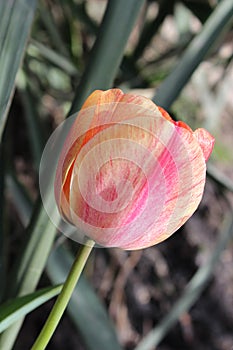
[[53, 89, 214, 249]]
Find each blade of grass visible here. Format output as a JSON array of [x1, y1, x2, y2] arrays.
[[0, 0, 37, 142], [47, 246, 122, 350], [69, 0, 145, 114], [135, 216, 233, 350], [132, 0, 173, 61], [6, 174, 32, 227], [0, 284, 62, 333], [0, 199, 59, 350], [207, 163, 233, 193], [0, 144, 6, 302], [68, 0, 98, 35], [0, 1, 145, 348], [153, 0, 233, 109], [38, 1, 69, 57], [28, 40, 79, 77], [17, 70, 44, 171], [58, 1, 86, 62], [7, 199, 58, 299]]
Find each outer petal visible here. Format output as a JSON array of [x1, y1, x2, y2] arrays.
[[194, 128, 215, 161], [55, 89, 163, 221]]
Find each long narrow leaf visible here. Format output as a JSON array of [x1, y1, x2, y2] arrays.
[[0, 284, 62, 333], [0, 144, 5, 301], [207, 163, 233, 193], [0, 0, 37, 142], [70, 0, 145, 113], [153, 0, 233, 109], [8, 200, 58, 298], [6, 174, 33, 227], [0, 201, 59, 349], [38, 1, 69, 57], [133, 0, 172, 61], [28, 40, 78, 76], [135, 217, 233, 350], [17, 79, 44, 171]]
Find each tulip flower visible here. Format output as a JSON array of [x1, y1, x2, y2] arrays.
[[54, 89, 214, 250]]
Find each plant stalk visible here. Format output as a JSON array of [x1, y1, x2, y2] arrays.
[[31, 240, 95, 350]]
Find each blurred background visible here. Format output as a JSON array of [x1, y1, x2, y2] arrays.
[[0, 0, 233, 349]]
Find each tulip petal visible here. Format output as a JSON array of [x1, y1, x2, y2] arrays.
[[194, 128, 215, 161]]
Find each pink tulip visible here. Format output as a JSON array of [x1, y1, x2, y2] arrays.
[[54, 89, 214, 250]]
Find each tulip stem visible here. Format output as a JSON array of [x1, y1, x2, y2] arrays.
[[31, 240, 95, 350]]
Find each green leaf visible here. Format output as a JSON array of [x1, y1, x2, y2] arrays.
[[0, 0, 37, 142], [135, 216, 233, 350], [0, 285, 62, 333], [17, 72, 44, 171], [28, 40, 79, 77], [132, 0, 173, 61], [207, 163, 233, 193], [0, 144, 6, 301], [38, 1, 69, 58], [0, 198, 59, 350], [69, 0, 145, 114], [6, 173, 33, 227], [153, 0, 233, 109], [47, 246, 122, 350], [9, 200, 58, 298]]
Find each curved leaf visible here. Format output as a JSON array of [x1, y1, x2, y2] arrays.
[[0, 285, 62, 333], [0, 0, 37, 142], [154, 0, 233, 108], [70, 0, 145, 114], [135, 216, 233, 350]]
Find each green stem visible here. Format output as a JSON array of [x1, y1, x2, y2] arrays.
[[31, 240, 95, 350]]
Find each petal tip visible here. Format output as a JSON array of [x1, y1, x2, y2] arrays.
[[194, 128, 215, 161]]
